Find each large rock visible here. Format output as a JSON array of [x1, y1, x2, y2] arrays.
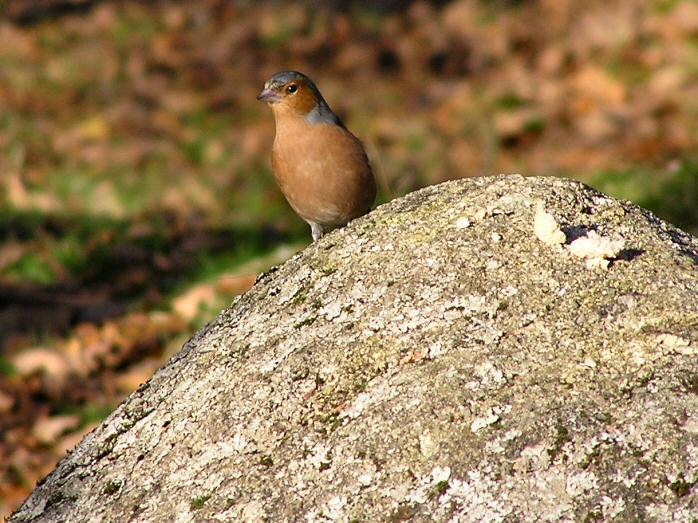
[[10, 175, 698, 522]]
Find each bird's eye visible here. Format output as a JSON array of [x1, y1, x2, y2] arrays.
[[286, 84, 298, 94]]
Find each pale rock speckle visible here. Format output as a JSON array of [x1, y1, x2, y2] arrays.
[[419, 432, 438, 457], [565, 471, 598, 497], [533, 202, 566, 245], [470, 404, 512, 432], [455, 216, 471, 229], [568, 229, 625, 270], [601, 495, 626, 518], [406, 466, 452, 505]]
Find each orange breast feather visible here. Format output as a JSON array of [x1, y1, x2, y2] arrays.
[[272, 119, 375, 228]]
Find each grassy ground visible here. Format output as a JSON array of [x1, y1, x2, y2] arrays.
[[1, 0, 698, 517]]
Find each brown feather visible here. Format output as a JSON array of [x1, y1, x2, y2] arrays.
[[271, 116, 376, 229], [260, 71, 376, 239]]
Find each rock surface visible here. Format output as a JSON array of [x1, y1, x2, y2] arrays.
[[10, 175, 698, 522]]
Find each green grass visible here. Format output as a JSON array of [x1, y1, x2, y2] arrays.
[[0, 357, 17, 377], [496, 93, 529, 111], [190, 494, 211, 510], [589, 160, 698, 233], [5, 253, 56, 285], [654, 0, 684, 14], [53, 402, 115, 427], [111, 8, 163, 49], [79, 403, 116, 426]]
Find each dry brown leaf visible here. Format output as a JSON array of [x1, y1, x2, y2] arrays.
[[56, 425, 95, 456], [88, 180, 126, 218], [32, 415, 81, 445], [216, 273, 256, 295], [0, 390, 15, 414], [4, 174, 60, 213], [0, 241, 24, 272], [75, 116, 110, 141], [571, 66, 626, 107], [441, 0, 477, 43], [11, 347, 72, 379], [172, 284, 217, 321], [493, 108, 542, 139], [670, 2, 698, 35], [574, 112, 618, 142], [114, 358, 161, 393]]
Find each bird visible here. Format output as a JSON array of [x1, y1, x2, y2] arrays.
[[257, 71, 376, 242]]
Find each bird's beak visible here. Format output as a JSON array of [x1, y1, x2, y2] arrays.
[[257, 88, 281, 103]]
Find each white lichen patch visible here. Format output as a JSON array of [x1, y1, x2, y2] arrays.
[[644, 503, 696, 522], [441, 294, 486, 315], [258, 342, 296, 374], [276, 277, 308, 305], [470, 405, 512, 433], [357, 469, 376, 487], [470, 414, 499, 433], [474, 362, 506, 389], [240, 498, 267, 523], [656, 333, 694, 355], [686, 442, 698, 471], [565, 470, 598, 496], [486, 428, 522, 454], [499, 286, 518, 297], [601, 495, 626, 518], [231, 432, 249, 452], [324, 496, 348, 520], [514, 443, 551, 473], [568, 230, 625, 270], [339, 391, 371, 420], [419, 432, 438, 457], [436, 470, 512, 522], [406, 466, 451, 504], [197, 441, 238, 465], [484, 440, 505, 454], [684, 416, 698, 434], [533, 203, 566, 245], [320, 300, 342, 320], [455, 216, 471, 229], [504, 429, 522, 441], [339, 381, 394, 421], [486, 260, 500, 270], [580, 358, 597, 370], [304, 495, 347, 522], [427, 341, 447, 359], [306, 443, 332, 470]]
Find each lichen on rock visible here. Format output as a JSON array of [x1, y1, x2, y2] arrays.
[[10, 175, 698, 523]]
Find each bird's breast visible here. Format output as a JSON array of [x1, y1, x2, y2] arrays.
[[271, 119, 375, 227]]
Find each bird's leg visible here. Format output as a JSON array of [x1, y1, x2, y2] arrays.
[[310, 222, 324, 242]]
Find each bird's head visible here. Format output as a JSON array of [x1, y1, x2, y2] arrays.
[[257, 71, 340, 125]]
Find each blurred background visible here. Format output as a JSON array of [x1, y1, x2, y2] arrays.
[[1, 0, 698, 515]]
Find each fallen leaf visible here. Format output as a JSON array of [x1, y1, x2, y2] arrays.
[[0, 241, 25, 272], [56, 425, 97, 456], [172, 284, 217, 321], [0, 390, 15, 414], [114, 358, 161, 393], [32, 415, 81, 445], [75, 115, 110, 141], [216, 274, 257, 295], [11, 348, 72, 379]]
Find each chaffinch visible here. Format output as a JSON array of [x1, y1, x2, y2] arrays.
[[257, 71, 376, 241]]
